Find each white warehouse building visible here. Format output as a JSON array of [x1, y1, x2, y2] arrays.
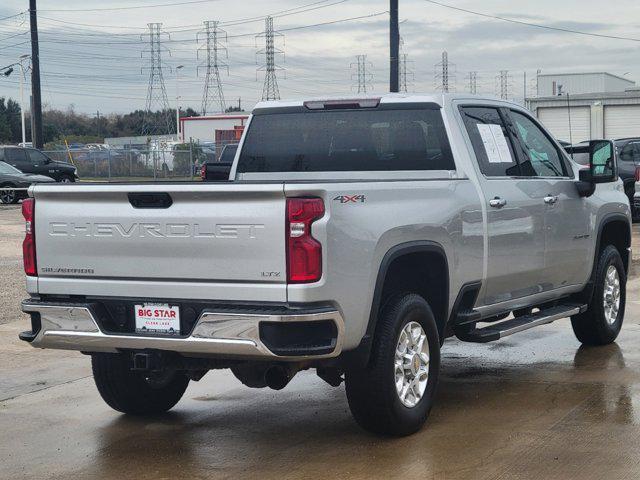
[[528, 72, 640, 143], [179, 114, 249, 144]]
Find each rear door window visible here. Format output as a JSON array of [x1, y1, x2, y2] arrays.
[[237, 108, 455, 172], [27, 149, 49, 165], [619, 141, 640, 164], [459, 106, 519, 177], [4, 148, 28, 166]]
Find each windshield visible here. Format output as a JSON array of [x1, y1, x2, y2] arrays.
[[0, 161, 22, 175], [220, 144, 238, 163], [237, 108, 454, 173]]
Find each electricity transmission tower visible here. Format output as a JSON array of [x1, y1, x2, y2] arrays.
[[256, 16, 284, 101], [351, 55, 373, 93], [198, 20, 227, 115], [496, 70, 511, 100], [468, 71, 478, 94], [141, 23, 173, 135], [434, 51, 455, 93], [398, 38, 413, 93], [399, 54, 414, 93]]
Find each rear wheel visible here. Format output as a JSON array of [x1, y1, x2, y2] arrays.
[[345, 293, 440, 436], [91, 353, 190, 415], [0, 184, 17, 204], [571, 245, 626, 345]]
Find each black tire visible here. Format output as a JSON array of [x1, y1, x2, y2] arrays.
[[91, 353, 190, 415], [59, 174, 74, 183], [345, 293, 441, 436], [0, 184, 18, 204], [571, 245, 626, 346]]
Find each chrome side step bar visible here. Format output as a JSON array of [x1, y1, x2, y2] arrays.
[[455, 303, 587, 343]]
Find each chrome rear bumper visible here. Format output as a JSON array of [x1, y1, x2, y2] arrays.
[[21, 300, 345, 360]]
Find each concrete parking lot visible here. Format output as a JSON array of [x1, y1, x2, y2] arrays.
[[2, 205, 640, 480]]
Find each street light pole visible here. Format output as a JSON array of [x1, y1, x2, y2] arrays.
[[175, 65, 184, 141], [19, 55, 30, 146]]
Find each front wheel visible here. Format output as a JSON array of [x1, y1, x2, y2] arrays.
[[571, 245, 626, 345], [0, 185, 18, 204], [345, 293, 440, 436], [91, 353, 190, 415], [59, 174, 74, 183]]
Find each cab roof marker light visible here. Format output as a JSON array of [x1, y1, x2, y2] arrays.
[[304, 98, 381, 110]]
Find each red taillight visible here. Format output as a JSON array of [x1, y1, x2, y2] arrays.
[[200, 164, 206, 180], [22, 198, 37, 276], [635, 166, 640, 182], [286, 197, 324, 283]]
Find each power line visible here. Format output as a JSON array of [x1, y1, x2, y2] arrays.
[[256, 16, 284, 101], [422, 0, 640, 43], [198, 20, 227, 114], [36, 1, 348, 32], [0, 12, 27, 23], [39, 0, 223, 13]]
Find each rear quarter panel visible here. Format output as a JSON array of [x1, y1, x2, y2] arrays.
[[285, 180, 484, 350]]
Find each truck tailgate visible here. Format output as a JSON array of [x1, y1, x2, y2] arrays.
[[32, 183, 286, 286]]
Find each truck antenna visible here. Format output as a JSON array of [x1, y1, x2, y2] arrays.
[[566, 92, 574, 159]]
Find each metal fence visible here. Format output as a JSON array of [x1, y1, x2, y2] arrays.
[[41, 141, 237, 182]]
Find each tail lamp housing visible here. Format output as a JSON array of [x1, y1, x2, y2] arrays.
[[635, 166, 640, 182], [22, 198, 37, 276], [200, 164, 206, 180], [286, 197, 324, 283]]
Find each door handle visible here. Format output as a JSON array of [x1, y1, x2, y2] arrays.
[[543, 195, 559, 205], [489, 197, 507, 208]]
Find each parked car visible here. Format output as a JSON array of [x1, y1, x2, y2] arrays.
[[0, 146, 78, 182], [19, 94, 630, 436], [614, 138, 640, 220], [567, 138, 640, 219], [201, 143, 237, 181], [0, 161, 55, 204]]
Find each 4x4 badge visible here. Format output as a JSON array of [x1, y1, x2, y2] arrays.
[[333, 195, 366, 204]]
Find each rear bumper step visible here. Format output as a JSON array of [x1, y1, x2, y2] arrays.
[[455, 303, 587, 343], [20, 300, 345, 360]]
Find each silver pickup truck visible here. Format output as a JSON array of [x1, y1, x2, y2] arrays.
[[19, 94, 631, 436]]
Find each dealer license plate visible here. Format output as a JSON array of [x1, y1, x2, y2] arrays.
[[134, 303, 180, 335]]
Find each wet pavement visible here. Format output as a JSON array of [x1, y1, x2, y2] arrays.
[[2, 206, 640, 479]]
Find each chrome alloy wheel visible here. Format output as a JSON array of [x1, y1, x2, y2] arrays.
[[394, 321, 430, 408], [603, 265, 621, 325], [0, 188, 15, 204]]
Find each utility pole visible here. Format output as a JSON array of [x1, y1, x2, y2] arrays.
[[256, 16, 284, 101], [141, 23, 173, 136], [175, 64, 183, 138], [351, 55, 372, 94], [29, 0, 43, 149], [198, 21, 227, 115], [389, 0, 399, 92]]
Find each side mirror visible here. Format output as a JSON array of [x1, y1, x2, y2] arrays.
[[571, 140, 617, 197], [589, 139, 617, 184]]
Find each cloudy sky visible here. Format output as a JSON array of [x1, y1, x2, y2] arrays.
[[0, 0, 639, 114]]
